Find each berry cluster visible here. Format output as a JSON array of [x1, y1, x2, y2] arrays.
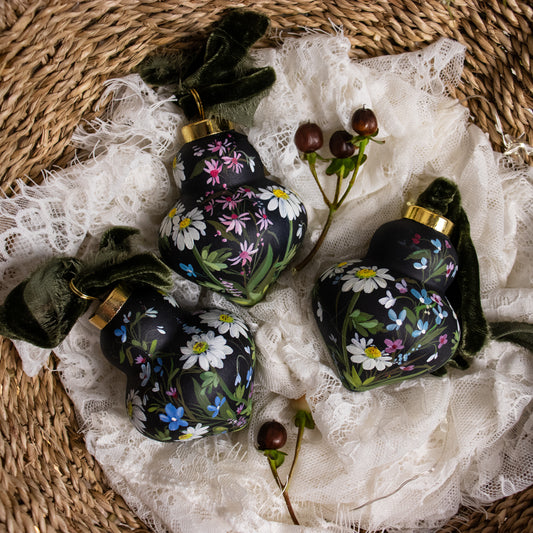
[[293, 107, 383, 271]]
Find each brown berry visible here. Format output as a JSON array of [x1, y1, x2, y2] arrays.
[[329, 130, 355, 158], [257, 421, 287, 450], [351, 107, 378, 136], [294, 123, 324, 153]]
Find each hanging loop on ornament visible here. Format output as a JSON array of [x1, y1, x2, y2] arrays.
[[189, 88, 205, 120], [69, 279, 98, 301]]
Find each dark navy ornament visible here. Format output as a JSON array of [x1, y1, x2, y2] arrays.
[[313, 204, 460, 392], [159, 119, 307, 306], [90, 284, 255, 441]]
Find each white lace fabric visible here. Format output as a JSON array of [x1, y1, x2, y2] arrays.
[[1, 35, 532, 533]]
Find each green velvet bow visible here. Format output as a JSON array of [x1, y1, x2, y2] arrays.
[[136, 8, 276, 125], [0, 227, 173, 349], [415, 178, 533, 371]]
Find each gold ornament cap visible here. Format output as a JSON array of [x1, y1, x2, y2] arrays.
[[181, 117, 234, 143], [89, 285, 131, 330], [403, 204, 454, 236]]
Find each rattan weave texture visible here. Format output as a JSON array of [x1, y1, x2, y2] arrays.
[[0, 1, 531, 532]]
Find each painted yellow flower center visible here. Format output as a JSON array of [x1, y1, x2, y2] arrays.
[[179, 433, 193, 441], [168, 207, 177, 219], [357, 268, 377, 279], [179, 217, 191, 229], [273, 188, 289, 200], [127, 401, 133, 418], [219, 314, 234, 324], [364, 346, 382, 359], [337, 261, 348, 267], [172, 156, 177, 168], [193, 341, 208, 354]]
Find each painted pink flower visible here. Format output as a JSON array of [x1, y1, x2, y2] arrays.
[[166, 387, 178, 398], [216, 195, 240, 210], [400, 365, 415, 371], [237, 186, 256, 199], [446, 262, 455, 278], [204, 199, 215, 215], [222, 153, 244, 173], [204, 159, 223, 185], [220, 212, 251, 235], [255, 207, 273, 231], [384, 338, 405, 353], [431, 293, 443, 306], [412, 233, 421, 244], [135, 355, 147, 365], [229, 240, 258, 267], [208, 139, 231, 154], [395, 279, 408, 294], [438, 334, 448, 348]]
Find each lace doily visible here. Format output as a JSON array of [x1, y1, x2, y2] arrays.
[[1, 35, 532, 533]]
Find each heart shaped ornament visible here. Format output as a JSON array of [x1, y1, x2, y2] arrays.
[[90, 284, 255, 441], [159, 119, 308, 307], [313, 205, 461, 392]]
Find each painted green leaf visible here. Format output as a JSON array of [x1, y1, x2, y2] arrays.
[[343, 366, 363, 389], [247, 244, 274, 292], [350, 309, 382, 336], [200, 371, 220, 394]]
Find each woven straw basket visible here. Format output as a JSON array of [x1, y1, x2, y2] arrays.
[[0, 1, 531, 532]]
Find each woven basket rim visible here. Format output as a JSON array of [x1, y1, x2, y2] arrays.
[[0, 1, 532, 532]]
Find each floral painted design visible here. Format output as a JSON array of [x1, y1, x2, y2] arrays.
[[313, 220, 460, 392], [100, 287, 256, 442], [159, 131, 307, 307]]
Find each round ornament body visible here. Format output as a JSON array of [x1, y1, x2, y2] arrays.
[[93, 285, 256, 442], [159, 127, 307, 306], [313, 214, 460, 392]]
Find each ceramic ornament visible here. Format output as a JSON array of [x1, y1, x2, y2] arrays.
[[159, 119, 307, 306], [137, 9, 307, 306], [91, 284, 256, 441], [0, 227, 256, 442], [313, 203, 461, 391]]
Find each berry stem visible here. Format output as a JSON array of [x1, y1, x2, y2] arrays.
[[306, 154, 331, 207], [267, 457, 300, 525], [337, 138, 369, 207], [293, 205, 336, 271], [284, 419, 305, 492]]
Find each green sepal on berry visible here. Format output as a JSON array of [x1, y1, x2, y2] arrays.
[[263, 449, 287, 468], [326, 156, 359, 177], [294, 409, 315, 430]]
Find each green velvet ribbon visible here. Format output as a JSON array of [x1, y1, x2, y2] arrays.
[[415, 178, 533, 372], [136, 9, 276, 125], [415, 178, 488, 370], [0, 227, 173, 349]]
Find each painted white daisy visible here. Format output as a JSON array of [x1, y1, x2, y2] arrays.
[[160, 201, 185, 238], [172, 153, 186, 183], [126, 390, 147, 432], [199, 310, 249, 338], [162, 292, 179, 308], [341, 265, 394, 293], [319, 260, 360, 281], [257, 185, 302, 221], [180, 330, 233, 371], [347, 335, 393, 371], [179, 423, 210, 441], [171, 206, 207, 251]]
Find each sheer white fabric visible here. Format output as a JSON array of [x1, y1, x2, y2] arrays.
[[1, 35, 532, 532]]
